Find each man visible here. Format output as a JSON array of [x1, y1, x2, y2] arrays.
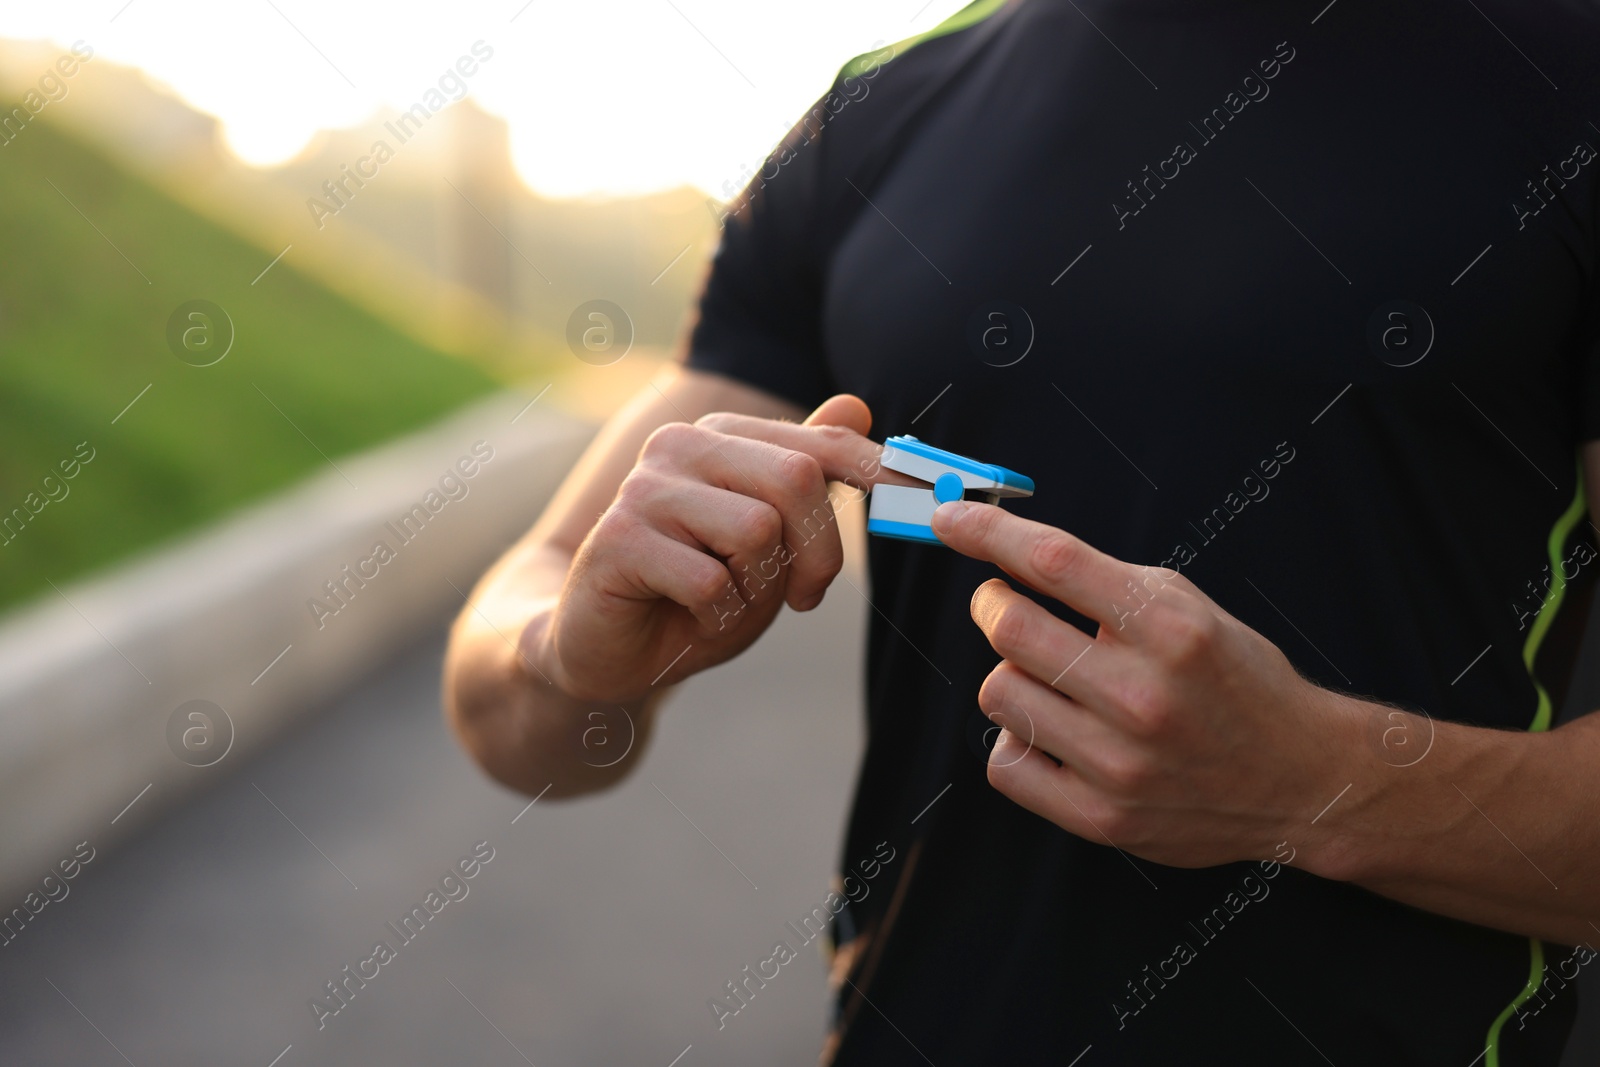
[[445, 0, 1600, 1061]]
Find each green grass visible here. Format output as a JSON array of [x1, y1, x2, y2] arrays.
[[0, 118, 501, 610]]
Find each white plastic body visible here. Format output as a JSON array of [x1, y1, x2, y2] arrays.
[[868, 484, 939, 529], [879, 442, 1032, 499]]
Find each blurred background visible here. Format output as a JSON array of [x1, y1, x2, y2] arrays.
[[0, 2, 968, 1064], [3, 2, 1600, 1066]]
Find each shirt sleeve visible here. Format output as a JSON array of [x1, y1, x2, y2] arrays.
[[683, 90, 840, 412]]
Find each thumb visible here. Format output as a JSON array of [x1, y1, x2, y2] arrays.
[[803, 393, 872, 435]]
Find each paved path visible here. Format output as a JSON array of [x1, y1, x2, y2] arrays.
[[0, 561, 870, 1067], [3, 533, 1597, 1065]]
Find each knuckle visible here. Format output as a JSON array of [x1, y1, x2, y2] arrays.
[[809, 549, 845, 588], [774, 449, 824, 495], [962, 499, 1001, 538], [811, 423, 855, 451], [642, 421, 698, 461], [690, 566, 733, 607], [735, 502, 783, 547], [592, 503, 640, 545], [1028, 532, 1083, 586], [1117, 679, 1172, 739], [1163, 571, 1199, 597], [615, 468, 665, 509], [977, 667, 1014, 717], [694, 411, 736, 434], [985, 735, 1028, 785], [987, 602, 1033, 656], [1127, 565, 1175, 604], [1098, 751, 1153, 793], [1160, 606, 1216, 663]]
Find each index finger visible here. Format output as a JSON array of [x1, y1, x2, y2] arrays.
[[693, 412, 921, 492], [930, 501, 1140, 630]]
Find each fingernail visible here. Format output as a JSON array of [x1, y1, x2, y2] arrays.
[[931, 500, 970, 533]]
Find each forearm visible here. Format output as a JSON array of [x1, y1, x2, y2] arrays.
[[443, 542, 660, 798], [1305, 695, 1600, 947]]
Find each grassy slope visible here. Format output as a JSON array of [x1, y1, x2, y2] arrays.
[[0, 118, 501, 609]]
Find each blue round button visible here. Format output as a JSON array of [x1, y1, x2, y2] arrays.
[[934, 472, 965, 504]]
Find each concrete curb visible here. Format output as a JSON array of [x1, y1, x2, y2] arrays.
[[0, 393, 594, 898]]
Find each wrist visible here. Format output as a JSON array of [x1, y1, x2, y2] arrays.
[[519, 605, 655, 706], [517, 603, 570, 693], [1288, 686, 1378, 882], [1295, 692, 1535, 886]]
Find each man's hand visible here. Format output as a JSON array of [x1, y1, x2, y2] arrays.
[[531, 394, 905, 703], [931, 499, 1361, 869]]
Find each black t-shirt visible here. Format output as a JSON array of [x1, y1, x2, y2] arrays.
[[687, 0, 1600, 1063]]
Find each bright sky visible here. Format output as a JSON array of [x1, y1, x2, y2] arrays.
[[0, 0, 968, 199]]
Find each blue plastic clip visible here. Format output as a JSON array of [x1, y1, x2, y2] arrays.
[[867, 436, 1035, 545]]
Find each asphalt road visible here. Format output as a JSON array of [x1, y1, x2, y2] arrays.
[[3, 535, 1597, 1066], [0, 559, 871, 1067]]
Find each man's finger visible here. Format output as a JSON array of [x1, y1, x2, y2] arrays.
[[969, 578, 1134, 711], [932, 502, 1136, 630], [697, 402, 920, 491], [653, 479, 788, 607], [687, 432, 846, 610], [590, 528, 743, 635], [985, 727, 1103, 838], [979, 660, 1137, 790]]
